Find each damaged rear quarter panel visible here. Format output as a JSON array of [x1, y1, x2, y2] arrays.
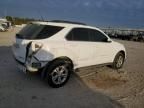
[[34, 45, 55, 62]]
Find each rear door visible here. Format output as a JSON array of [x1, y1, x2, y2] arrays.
[[65, 28, 94, 68]]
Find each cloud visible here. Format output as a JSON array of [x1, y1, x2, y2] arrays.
[[95, 1, 103, 8], [104, 0, 144, 9], [83, 1, 90, 6]]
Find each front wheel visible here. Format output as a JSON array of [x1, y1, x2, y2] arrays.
[[45, 60, 72, 88], [112, 52, 125, 69]]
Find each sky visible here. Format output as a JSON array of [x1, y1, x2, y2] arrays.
[[0, 0, 144, 28]]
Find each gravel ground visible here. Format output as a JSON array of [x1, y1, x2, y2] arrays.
[[0, 28, 144, 108], [77, 40, 144, 108]]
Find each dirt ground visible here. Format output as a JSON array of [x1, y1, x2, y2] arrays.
[[77, 39, 144, 108], [0, 28, 144, 108]]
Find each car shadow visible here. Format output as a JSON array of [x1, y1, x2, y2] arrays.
[[0, 46, 125, 108]]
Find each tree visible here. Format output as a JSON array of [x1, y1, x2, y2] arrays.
[[6, 16, 37, 25]]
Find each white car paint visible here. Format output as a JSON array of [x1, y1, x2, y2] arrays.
[[12, 21, 126, 72]]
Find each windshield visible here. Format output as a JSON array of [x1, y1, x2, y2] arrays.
[[16, 24, 64, 39]]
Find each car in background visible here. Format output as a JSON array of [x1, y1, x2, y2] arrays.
[[0, 18, 12, 32], [0, 24, 7, 32]]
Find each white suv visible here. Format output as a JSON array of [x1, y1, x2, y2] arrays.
[[12, 21, 126, 88]]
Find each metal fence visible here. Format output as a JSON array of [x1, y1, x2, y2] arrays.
[[101, 28, 144, 42]]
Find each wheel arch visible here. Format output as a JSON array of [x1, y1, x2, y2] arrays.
[[41, 56, 74, 79], [51, 56, 74, 69], [119, 50, 126, 59]]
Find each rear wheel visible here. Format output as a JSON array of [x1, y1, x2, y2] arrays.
[[112, 52, 125, 69], [45, 60, 72, 88]]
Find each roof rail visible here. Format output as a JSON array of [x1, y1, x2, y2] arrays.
[[49, 20, 86, 25]]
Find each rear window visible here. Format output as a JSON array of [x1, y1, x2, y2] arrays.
[[16, 24, 64, 39]]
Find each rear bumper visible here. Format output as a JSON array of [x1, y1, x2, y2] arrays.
[[14, 57, 39, 73], [14, 57, 25, 66]]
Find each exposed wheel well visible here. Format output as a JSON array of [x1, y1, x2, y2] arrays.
[[51, 56, 74, 69], [41, 56, 74, 79]]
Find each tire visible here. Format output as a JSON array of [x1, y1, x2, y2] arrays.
[[112, 52, 125, 69], [44, 60, 72, 88]]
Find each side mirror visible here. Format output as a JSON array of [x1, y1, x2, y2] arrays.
[[107, 38, 112, 43]]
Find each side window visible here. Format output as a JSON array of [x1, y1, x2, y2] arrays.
[[18, 24, 64, 39], [89, 29, 108, 42], [37, 25, 64, 39], [66, 28, 89, 41], [66, 30, 73, 40]]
